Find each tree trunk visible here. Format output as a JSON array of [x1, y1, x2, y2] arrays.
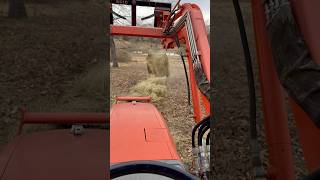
[[8, 0, 27, 18], [111, 37, 118, 68]]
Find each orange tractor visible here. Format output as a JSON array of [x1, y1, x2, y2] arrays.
[[0, 1, 211, 179], [224, 0, 320, 179], [110, 0, 320, 179], [1, 0, 320, 180], [0, 110, 107, 180], [110, 0, 210, 179], [246, 0, 320, 179]]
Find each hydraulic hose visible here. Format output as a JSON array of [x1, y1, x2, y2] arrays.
[[198, 121, 210, 146], [232, 0, 265, 176], [192, 116, 210, 148], [206, 132, 210, 145], [175, 36, 191, 105], [196, 120, 210, 180], [232, 0, 257, 143]]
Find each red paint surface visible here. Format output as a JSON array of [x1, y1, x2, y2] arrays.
[[111, 26, 165, 38], [251, 0, 295, 179], [110, 102, 180, 164], [116, 96, 151, 103], [18, 109, 106, 135], [251, 0, 320, 178], [0, 129, 107, 180], [289, 0, 320, 172]]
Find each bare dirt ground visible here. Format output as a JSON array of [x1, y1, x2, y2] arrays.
[[212, 1, 307, 179], [110, 39, 195, 169], [0, 0, 107, 148]]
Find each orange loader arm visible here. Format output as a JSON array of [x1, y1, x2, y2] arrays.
[[111, 3, 210, 123]]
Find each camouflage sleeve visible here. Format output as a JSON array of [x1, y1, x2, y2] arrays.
[[264, 0, 320, 127], [193, 63, 210, 101]]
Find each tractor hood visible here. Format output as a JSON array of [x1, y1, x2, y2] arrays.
[[110, 102, 180, 164], [0, 129, 106, 180]]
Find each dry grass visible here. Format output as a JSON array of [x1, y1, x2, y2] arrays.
[[0, 0, 107, 147], [74, 60, 106, 98], [129, 76, 168, 103], [129, 50, 170, 103]]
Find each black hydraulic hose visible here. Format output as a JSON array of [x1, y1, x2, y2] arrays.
[[163, 1, 181, 33], [112, 10, 127, 20], [232, 0, 264, 173], [175, 36, 191, 105], [141, 14, 155, 21], [192, 116, 210, 148], [198, 123, 210, 146], [206, 132, 210, 145], [197, 121, 209, 138], [232, 0, 257, 141]]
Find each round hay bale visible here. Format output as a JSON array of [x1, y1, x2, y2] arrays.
[[146, 51, 169, 77], [116, 49, 131, 62]]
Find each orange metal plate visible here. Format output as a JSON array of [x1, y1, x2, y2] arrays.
[[111, 25, 165, 38], [110, 102, 180, 164], [0, 129, 107, 180]]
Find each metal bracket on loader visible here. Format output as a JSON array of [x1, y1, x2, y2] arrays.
[[18, 108, 107, 135], [115, 96, 152, 103]]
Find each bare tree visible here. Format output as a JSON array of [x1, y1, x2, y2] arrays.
[[8, 0, 27, 18]]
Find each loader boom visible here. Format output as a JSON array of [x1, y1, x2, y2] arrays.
[[111, 3, 210, 122]]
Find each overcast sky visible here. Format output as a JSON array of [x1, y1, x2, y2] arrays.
[[181, 0, 210, 22], [113, 0, 210, 26]]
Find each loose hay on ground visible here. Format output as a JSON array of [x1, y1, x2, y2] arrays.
[[73, 60, 106, 98], [129, 77, 168, 103]]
